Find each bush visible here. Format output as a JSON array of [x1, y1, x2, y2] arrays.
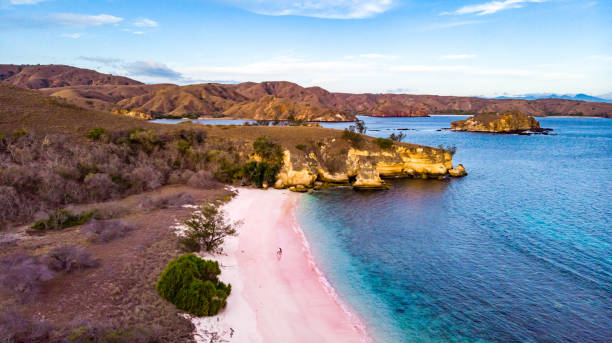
[[0, 309, 53, 342], [138, 193, 195, 212], [30, 209, 93, 231], [242, 161, 281, 188], [295, 144, 307, 151], [354, 119, 367, 134], [156, 254, 231, 316], [66, 321, 159, 343], [0, 253, 54, 303], [253, 136, 283, 163], [439, 145, 457, 156], [178, 203, 238, 253], [45, 246, 99, 273], [83, 219, 135, 243], [92, 202, 128, 220], [374, 137, 394, 149], [389, 132, 406, 142], [342, 129, 364, 148], [187, 170, 219, 189], [85, 128, 107, 141]]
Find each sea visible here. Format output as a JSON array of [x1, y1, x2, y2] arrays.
[[155, 115, 612, 342], [297, 116, 612, 343]]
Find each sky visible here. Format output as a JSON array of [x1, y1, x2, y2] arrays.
[[0, 0, 611, 96]]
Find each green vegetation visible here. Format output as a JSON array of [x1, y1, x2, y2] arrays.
[[295, 144, 307, 151], [253, 136, 284, 162], [31, 209, 93, 231], [13, 129, 27, 137], [85, 128, 107, 141], [178, 202, 238, 253], [156, 254, 231, 316], [341, 128, 364, 148], [374, 137, 394, 149], [242, 161, 281, 188]]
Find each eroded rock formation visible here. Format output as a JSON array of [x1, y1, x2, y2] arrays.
[[451, 111, 543, 133], [273, 144, 463, 191]]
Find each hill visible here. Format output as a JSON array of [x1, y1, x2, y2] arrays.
[[0, 64, 142, 89], [2, 64, 612, 119]]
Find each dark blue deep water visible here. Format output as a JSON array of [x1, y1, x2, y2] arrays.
[[297, 116, 612, 343]]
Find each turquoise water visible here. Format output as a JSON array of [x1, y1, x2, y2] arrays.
[[297, 116, 612, 343]]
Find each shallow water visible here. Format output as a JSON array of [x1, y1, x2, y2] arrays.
[[297, 116, 612, 343]]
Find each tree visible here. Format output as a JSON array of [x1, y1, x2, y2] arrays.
[[156, 254, 231, 316], [355, 119, 367, 134], [179, 203, 239, 253], [389, 132, 406, 142]]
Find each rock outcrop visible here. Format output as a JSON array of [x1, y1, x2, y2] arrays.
[[273, 144, 463, 191], [451, 111, 543, 133]]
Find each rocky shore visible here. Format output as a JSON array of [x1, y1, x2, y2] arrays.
[[273, 144, 466, 191], [450, 111, 551, 134]]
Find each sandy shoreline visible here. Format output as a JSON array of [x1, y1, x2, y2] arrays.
[[191, 188, 370, 342]]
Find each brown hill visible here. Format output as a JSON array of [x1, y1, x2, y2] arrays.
[[0, 64, 142, 89], [2, 64, 611, 119]]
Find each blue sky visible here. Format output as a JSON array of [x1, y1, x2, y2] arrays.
[[1, 0, 611, 96]]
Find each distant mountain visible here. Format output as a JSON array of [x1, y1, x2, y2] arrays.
[[493, 93, 612, 103], [0, 64, 142, 89], [2, 64, 612, 119], [598, 92, 612, 101]]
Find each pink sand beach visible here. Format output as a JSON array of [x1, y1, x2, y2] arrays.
[[192, 188, 371, 342]]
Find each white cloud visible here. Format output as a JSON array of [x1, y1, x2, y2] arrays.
[[443, 0, 546, 16], [10, 0, 45, 4], [223, 0, 395, 19], [132, 31, 144, 35], [61, 33, 82, 39], [134, 18, 158, 27], [125, 60, 182, 80], [49, 13, 123, 27], [423, 20, 487, 30], [440, 54, 477, 60], [359, 53, 399, 59]]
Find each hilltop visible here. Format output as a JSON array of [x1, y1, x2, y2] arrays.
[[2, 64, 612, 119]]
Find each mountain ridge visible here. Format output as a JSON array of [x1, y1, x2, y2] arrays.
[[2, 64, 611, 119]]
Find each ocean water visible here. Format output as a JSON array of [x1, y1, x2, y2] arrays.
[[297, 116, 612, 343]]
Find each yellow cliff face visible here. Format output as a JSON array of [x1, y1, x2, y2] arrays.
[[112, 108, 153, 120], [272, 144, 462, 190]]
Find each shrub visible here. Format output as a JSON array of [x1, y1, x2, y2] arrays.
[[295, 144, 307, 151], [374, 137, 393, 149], [342, 129, 364, 148], [30, 209, 93, 231], [187, 170, 219, 189], [354, 119, 367, 134], [439, 145, 457, 156], [45, 246, 99, 273], [389, 132, 406, 142], [82, 219, 135, 243], [0, 309, 53, 342], [66, 321, 159, 343], [242, 161, 281, 188], [85, 128, 107, 141], [156, 254, 231, 316], [92, 202, 128, 220], [13, 129, 27, 137], [178, 203, 238, 253], [0, 253, 54, 303], [138, 193, 195, 212], [253, 136, 283, 163]]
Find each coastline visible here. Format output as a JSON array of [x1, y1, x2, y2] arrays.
[[191, 188, 371, 342]]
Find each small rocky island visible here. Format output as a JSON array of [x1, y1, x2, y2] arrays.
[[451, 111, 551, 134]]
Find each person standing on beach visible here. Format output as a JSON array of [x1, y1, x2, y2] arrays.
[[277, 247, 283, 260]]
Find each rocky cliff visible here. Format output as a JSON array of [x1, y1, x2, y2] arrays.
[[273, 142, 465, 191], [451, 111, 543, 133]]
